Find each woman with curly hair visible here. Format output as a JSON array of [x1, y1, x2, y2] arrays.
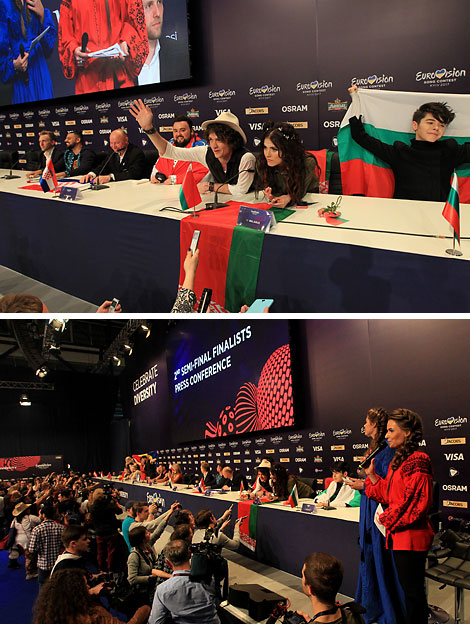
[[268, 463, 313, 502], [363, 408, 433, 624], [348, 408, 405, 624], [33, 568, 150, 624], [255, 121, 319, 208]]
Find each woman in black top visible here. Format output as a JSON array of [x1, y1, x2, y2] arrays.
[[256, 121, 319, 208]]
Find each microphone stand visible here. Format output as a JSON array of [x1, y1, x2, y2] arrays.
[[88, 149, 116, 191], [4, 156, 20, 180], [205, 167, 254, 210]]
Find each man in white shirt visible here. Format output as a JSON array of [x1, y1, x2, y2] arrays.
[[138, 0, 164, 85]]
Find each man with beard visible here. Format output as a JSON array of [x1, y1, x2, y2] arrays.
[[56, 130, 96, 179], [150, 115, 208, 184], [138, 0, 189, 86]]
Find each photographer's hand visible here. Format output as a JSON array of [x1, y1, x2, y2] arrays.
[[296, 611, 311, 622], [89, 582, 105, 595], [220, 519, 231, 533]]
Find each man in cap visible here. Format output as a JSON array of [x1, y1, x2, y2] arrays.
[[130, 100, 255, 196]]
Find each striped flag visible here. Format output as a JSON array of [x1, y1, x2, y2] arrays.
[[338, 89, 470, 202], [443, 172, 460, 243], [286, 484, 299, 509], [39, 157, 58, 193], [179, 166, 201, 211], [168, 474, 173, 488], [198, 478, 206, 493], [93, 471, 98, 477], [251, 476, 260, 491]]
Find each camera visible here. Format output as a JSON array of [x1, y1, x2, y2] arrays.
[[266, 603, 306, 624]]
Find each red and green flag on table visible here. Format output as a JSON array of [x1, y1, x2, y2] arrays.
[[443, 171, 460, 243], [285, 483, 299, 509], [179, 166, 202, 211], [168, 474, 173, 489], [338, 89, 470, 202], [179, 201, 294, 312]]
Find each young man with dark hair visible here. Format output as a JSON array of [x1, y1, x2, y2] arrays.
[[348, 86, 470, 201], [148, 539, 220, 624], [314, 461, 360, 508], [51, 525, 91, 575], [56, 130, 96, 179]]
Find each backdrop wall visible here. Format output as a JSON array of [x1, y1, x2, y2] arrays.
[[0, 0, 468, 163], [122, 319, 470, 522]]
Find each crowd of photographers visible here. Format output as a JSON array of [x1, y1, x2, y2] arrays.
[[0, 464, 362, 624]]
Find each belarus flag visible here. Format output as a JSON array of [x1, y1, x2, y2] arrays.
[[39, 157, 58, 193], [443, 172, 460, 243], [338, 89, 470, 202], [179, 166, 201, 211]]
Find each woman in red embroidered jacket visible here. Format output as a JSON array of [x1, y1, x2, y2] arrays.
[[364, 408, 433, 624]]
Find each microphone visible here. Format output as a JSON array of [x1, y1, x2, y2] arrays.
[[20, 44, 29, 86], [81, 33, 89, 53], [89, 149, 116, 191], [358, 440, 388, 470], [4, 155, 21, 180], [205, 167, 255, 210]]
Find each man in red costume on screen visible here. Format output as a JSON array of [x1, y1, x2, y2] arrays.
[[58, 0, 149, 95]]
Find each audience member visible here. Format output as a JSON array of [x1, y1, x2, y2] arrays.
[[9, 502, 40, 578], [28, 504, 64, 588], [122, 501, 136, 553], [89, 487, 122, 571], [0, 293, 122, 314], [192, 508, 241, 551], [148, 539, 220, 624], [33, 568, 150, 624]]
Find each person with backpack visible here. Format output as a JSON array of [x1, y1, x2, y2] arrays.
[[297, 552, 366, 624]]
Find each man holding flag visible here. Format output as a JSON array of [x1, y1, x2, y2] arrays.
[[340, 86, 470, 202]]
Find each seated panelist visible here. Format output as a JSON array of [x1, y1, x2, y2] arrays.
[[255, 121, 319, 209], [150, 115, 208, 184], [80, 129, 145, 184], [130, 99, 255, 195], [56, 130, 96, 179]]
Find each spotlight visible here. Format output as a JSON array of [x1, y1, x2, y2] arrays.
[[36, 365, 49, 378], [123, 343, 133, 355], [48, 319, 69, 332], [112, 355, 122, 366], [19, 394, 31, 406], [141, 324, 151, 338]]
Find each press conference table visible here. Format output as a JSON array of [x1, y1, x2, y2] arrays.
[[1, 170, 469, 312], [99, 478, 360, 596]]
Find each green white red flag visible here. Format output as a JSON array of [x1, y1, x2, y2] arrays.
[[442, 172, 460, 243], [338, 89, 470, 202]]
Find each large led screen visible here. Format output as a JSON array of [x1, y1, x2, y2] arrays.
[[0, 0, 190, 107], [166, 320, 296, 444]]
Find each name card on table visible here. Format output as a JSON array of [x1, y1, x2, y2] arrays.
[[237, 205, 276, 233], [301, 503, 316, 514], [59, 186, 81, 201]]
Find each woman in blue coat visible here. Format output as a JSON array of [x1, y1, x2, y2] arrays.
[[348, 407, 406, 624], [0, 0, 56, 104]]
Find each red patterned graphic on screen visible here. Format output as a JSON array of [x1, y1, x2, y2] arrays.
[[0, 456, 41, 471], [204, 344, 293, 437]]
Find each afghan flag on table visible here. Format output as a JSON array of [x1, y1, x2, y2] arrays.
[[285, 484, 299, 509], [179, 202, 293, 312], [443, 172, 460, 243], [179, 166, 202, 211], [338, 89, 470, 202], [39, 157, 58, 193]]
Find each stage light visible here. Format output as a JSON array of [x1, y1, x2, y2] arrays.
[[141, 324, 151, 338], [123, 343, 133, 355], [112, 355, 122, 366], [19, 393, 31, 406], [36, 365, 49, 378], [48, 319, 69, 332]]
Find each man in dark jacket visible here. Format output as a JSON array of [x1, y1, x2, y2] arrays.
[[81, 129, 145, 184]]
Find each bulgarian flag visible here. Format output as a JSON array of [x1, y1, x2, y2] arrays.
[[179, 202, 293, 312], [286, 484, 299, 509], [338, 89, 470, 202], [443, 172, 460, 243], [179, 166, 202, 211], [39, 157, 58, 193]]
